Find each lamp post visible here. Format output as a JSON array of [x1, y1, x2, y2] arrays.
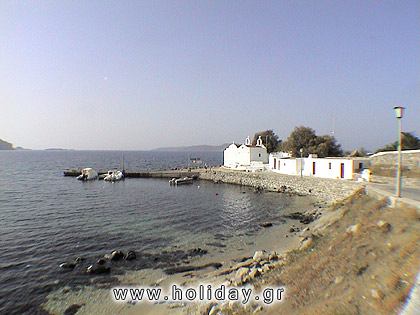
[[394, 106, 404, 198], [300, 148, 303, 178]]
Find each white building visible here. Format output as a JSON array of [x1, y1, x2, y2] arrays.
[[269, 153, 370, 180], [223, 136, 269, 169]]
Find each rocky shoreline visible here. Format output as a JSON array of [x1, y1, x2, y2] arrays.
[[198, 167, 363, 206], [43, 171, 366, 315]]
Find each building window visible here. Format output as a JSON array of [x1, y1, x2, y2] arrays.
[[313, 162, 316, 175], [329, 162, 332, 170]]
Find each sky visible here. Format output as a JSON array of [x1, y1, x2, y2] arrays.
[[0, 1, 419, 151]]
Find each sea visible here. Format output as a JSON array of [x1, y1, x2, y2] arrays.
[[0, 150, 309, 314]]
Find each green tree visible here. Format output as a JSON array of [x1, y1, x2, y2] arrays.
[[313, 135, 343, 157], [375, 132, 420, 153], [281, 126, 343, 157], [252, 130, 281, 153]]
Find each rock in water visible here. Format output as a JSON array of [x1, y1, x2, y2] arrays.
[[110, 250, 124, 261], [259, 222, 273, 228], [96, 258, 107, 265], [75, 257, 85, 263], [86, 263, 111, 274], [59, 262, 76, 269], [125, 250, 136, 260]]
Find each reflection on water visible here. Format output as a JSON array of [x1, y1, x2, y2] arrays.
[[220, 189, 253, 229], [0, 150, 308, 314]]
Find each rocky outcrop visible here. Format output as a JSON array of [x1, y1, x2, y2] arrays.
[[283, 209, 322, 224]]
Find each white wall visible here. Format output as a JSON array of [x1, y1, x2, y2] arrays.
[[237, 145, 251, 166], [303, 158, 353, 179], [269, 152, 291, 170], [268, 153, 370, 180], [270, 158, 300, 175], [223, 144, 239, 167], [224, 141, 269, 169], [303, 158, 369, 179]]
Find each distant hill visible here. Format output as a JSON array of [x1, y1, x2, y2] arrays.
[[0, 138, 14, 150], [153, 143, 230, 152]]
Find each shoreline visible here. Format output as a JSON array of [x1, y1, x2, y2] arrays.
[[43, 170, 367, 314], [42, 191, 316, 314], [198, 167, 364, 205]]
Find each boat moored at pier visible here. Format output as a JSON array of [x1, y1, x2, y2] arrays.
[[77, 168, 98, 181], [169, 177, 194, 185], [104, 170, 124, 182]]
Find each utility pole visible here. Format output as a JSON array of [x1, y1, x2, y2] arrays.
[[393, 106, 405, 198]]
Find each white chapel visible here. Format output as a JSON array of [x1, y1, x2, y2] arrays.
[[223, 136, 269, 169]]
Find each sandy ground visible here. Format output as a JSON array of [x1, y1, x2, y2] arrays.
[[232, 190, 420, 315]]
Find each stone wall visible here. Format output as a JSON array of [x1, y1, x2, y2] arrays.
[[370, 150, 420, 170], [198, 168, 362, 205]]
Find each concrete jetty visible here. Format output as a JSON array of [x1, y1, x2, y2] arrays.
[[63, 169, 200, 179]]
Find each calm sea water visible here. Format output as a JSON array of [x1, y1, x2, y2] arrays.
[[0, 150, 300, 314]]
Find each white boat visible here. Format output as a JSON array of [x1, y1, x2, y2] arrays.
[[77, 168, 98, 181], [104, 170, 124, 182], [169, 177, 194, 185]]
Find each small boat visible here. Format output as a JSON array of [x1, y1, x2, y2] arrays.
[[169, 177, 194, 185], [104, 170, 124, 182], [77, 168, 98, 181]]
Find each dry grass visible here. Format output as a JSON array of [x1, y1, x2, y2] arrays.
[[253, 191, 420, 315]]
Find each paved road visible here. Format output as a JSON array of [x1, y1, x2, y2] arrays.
[[369, 182, 420, 202]]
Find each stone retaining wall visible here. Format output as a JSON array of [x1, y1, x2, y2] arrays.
[[198, 168, 362, 205], [370, 150, 420, 170]]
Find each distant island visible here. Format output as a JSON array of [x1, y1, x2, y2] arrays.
[[152, 143, 230, 152], [0, 138, 14, 150]]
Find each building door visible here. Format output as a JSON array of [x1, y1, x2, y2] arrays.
[[273, 158, 276, 169], [312, 162, 316, 175], [340, 163, 345, 178]]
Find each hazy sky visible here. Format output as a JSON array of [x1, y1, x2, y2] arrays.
[[1, 1, 419, 150]]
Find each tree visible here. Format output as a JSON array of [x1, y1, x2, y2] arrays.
[[252, 130, 281, 153], [281, 126, 343, 157], [313, 135, 343, 157], [280, 126, 317, 157], [375, 132, 420, 153]]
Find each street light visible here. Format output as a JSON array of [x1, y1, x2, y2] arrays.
[[300, 148, 303, 178], [394, 106, 405, 198]]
